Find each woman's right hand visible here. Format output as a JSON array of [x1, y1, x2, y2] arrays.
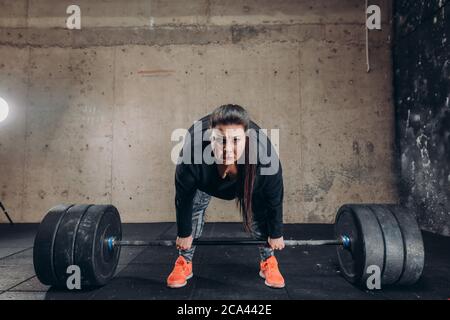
[[176, 235, 193, 250]]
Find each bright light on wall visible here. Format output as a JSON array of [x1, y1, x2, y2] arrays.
[[0, 97, 9, 122]]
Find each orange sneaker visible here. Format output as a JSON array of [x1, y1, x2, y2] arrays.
[[259, 256, 285, 288], [167, 256, 193, 288]]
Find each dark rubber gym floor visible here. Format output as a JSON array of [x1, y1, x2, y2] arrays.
[[0, 223, 449, 300]]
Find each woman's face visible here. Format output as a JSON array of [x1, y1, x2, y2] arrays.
[[211, 124, 246, 165]]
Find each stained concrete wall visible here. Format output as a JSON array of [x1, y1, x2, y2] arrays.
[[394, 0, 450, 236], [0, 0, 397, 224]]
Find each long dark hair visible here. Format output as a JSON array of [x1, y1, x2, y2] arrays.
[[209, 104, 257, 233]]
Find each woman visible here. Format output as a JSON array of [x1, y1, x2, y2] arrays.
[[167, 104, 285, 288]]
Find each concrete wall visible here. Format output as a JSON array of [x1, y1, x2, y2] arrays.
[[394, 0, 450, 236], [0, 0, 397, 224]]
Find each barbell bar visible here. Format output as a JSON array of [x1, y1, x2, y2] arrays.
[[105, 237, 350, 250], [33, 203, 425, 289]]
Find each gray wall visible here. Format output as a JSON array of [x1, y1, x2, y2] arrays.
[[394, 0, 450, 236], [0, 0, 397, 224]]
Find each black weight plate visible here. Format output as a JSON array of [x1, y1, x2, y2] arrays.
[[53, 204, 92, 285], [334, 207, 362, 282], [33, 204, 74, 286], [335, 204, 385, 287], [74, 205, 121, 287], [368, 204, 404, 285], [385, 205, 425, 285]]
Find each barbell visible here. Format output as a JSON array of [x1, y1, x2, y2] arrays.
[[33, 203, 425, 289]]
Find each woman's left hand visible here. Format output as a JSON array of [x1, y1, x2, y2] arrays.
[[268, 236, 285, 250]]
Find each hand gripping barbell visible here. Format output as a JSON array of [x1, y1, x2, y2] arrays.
[[33, 203, 424, 288]]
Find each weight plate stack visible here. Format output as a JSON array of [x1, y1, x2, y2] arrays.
[[334, 204, 385, 287], [367, 204, 405, 285], [74, 205, 122, 287], [385, 205, 425, 285], [53, 204, 93, 286], [33, 204, 74, 286]]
